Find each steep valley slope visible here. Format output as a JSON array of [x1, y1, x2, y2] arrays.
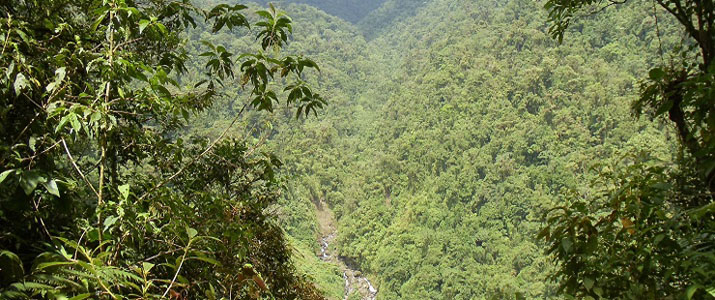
[[191, 0, 678, 298]]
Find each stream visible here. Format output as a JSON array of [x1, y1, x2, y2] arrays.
[[316, 201, 378, 300]]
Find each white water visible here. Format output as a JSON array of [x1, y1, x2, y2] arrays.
[[316, 200, 377, 299], [319, 231, 378, 300]]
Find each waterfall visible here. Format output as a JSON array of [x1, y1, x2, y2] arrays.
[[365, 278, 378, 294]]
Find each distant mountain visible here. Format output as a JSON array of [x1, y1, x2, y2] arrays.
[[357, 0, 426, 39], [256, 0, 386, 23], [253, 0, 429, 38]]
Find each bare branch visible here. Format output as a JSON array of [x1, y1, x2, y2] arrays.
[[62, 138, 100, 198]]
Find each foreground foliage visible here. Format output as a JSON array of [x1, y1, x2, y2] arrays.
[[0, 0, 326, 298], [541, 0, 715, 298]]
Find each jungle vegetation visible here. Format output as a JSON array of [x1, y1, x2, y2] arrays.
[[1, 0, 713, 299]]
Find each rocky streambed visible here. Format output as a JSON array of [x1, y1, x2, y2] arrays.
[[315, 201, 378, 300]]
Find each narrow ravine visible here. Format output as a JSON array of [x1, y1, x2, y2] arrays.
[[315, 199, 378, 300]]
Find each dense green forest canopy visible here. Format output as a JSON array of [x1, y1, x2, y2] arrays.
[[1, 0, 714, 299]]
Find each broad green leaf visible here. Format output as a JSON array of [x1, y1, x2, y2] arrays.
[[187, 227, 198, 239], [256, 10, 272, 20], [14, 73, 28, 94], [56, 113, 75, 133], [687, 285, 700, 299], [593, 287, 603, 297], [91, 10, 107, 31], [68, 294, 91, 300], [139, 19, 150, 34], [656, 100, 674, 116], [583, 277, 594, 290], [90, 111, 102, 123], [103, 216, 119, 230], [142, 262, 155, 272], [28, 136, 36, 152], [155, 22, 168, 35], [46, 81, 58, 92], [0, 169, 14, 184], [43, 179, 60, 197], [649, 68, 665, 80], [69, 113, 81, 132], [0, 250, 24, 279], [20, 172, 45, 195], [118, 184, 130, 201], [14, 29, 29, 42], [87, 229, 100, 242], [47, 67, 67, 92], [5, 61, 14, 78], [706, 286, 715, 297], [55, 67, 66, 82]]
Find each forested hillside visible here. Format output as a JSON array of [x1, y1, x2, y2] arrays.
[[269, 1, 678, 298], [2, 0, 713, 299], [186, 0, 706, 299]]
